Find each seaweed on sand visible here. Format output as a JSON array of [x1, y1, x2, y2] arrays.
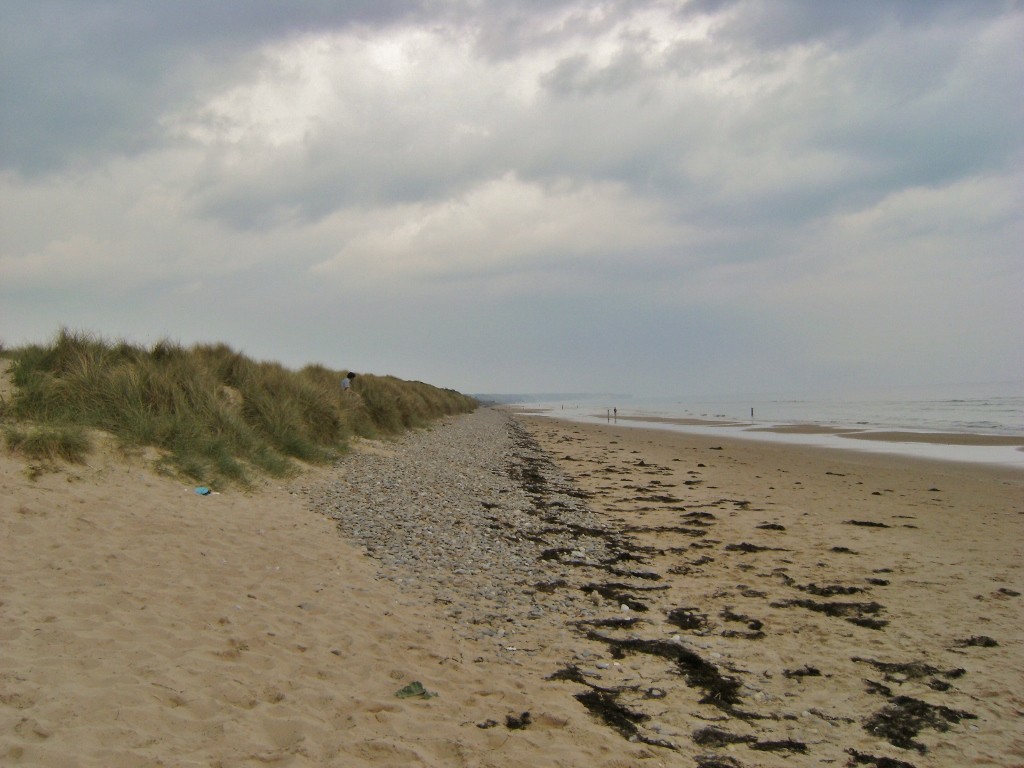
[[576, 616, 643, 630], [573, 689, 676, 749], [695, 757, 742, 768], [863, 695, 976, 753], [772, 598, 887, 628], [725, 542, 788, 553], [845, 749, 917, 768], [750, 739, 807, 753], [666, 607, 708, 630], [852, 658, 965, 683], [692, 727, 755, 747], [574, 689, 648, 738], [585, 632, 744, 711]]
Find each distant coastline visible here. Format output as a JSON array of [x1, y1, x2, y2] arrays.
[[471, 392, 626, 405], [505, 393, 1024, 469]]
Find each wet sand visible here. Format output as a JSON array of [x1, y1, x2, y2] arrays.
[[609, 412, 1024, 447], [517, 414, 1024, 766]]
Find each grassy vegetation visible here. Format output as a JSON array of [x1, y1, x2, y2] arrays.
[[0, 329, 476, 485], [4, 424, 92, 464]]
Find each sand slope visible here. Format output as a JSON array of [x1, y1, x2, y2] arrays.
[[0, 439, 649, 767]]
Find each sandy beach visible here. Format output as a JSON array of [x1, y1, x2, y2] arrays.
[[2, 408, 1022, 767]]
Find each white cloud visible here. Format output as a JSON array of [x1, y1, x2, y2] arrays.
[[311, 172, 687, 288], [1, 1, 1021, 395]]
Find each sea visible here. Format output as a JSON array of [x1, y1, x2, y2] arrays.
[[511, 382, 1024, 469]]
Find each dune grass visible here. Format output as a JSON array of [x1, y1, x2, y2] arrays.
[[4, 424, 92, 464], [0, 329, 476, 485]]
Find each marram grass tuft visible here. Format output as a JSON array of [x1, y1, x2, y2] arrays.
[[3, 329, 476, 485]]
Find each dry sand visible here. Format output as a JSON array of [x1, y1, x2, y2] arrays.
[[1, 408, 1022, 767], [0, 436, 645, 767]]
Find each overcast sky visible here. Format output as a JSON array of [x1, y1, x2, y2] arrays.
[[2, 1, 1021, 398]]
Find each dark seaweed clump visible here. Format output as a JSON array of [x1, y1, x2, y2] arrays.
[[695, 756, 742, 768], [505, 711, 531, 729], [846, 748, 918, 768], [667, 607, 707, 630], [586, 632, 743, 710], [772, 598, 886, 629], [954, 635, 998, 647], [783, 666, 821, 679], [574, 689, 647, 739], [725, 542, 785, 553], [750, 739, 808, 753], [692, 727, 754, 747], [864, 696, 976, 753], [546, 665, 590, 685], [852, 657, 965, 682]]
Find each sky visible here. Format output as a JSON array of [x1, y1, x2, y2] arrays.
[[2, 0, 1022, 398]]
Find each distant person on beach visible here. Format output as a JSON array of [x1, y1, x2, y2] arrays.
[[341, 371, 356, 392]]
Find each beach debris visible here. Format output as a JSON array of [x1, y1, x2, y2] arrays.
[[194, 486, 213, 495], [799, 582, 867, 597], [845, 520, 890, 528], [394, 681, 437, 699], [845, 748, 918, 767], [574, 689, 672, 747], [783, 666, 822, 679], [772, 598, 887, 629], [694, 757, 742, 768], [505, 711, 532, 729], [546, 665, 591, 684], [847, 617, 889, 630], [692, 728, 807, 755], [863, 695, 976, 753], [852, 657, 965, 683], [954, 635, 998, 647], [666, 607, 708, 631], [719, 608, 764, 638], [575, 616, 643, 630], [750, 738, 807, 753], [584, 632, 744, 711], [725, 542, 787, 553], [693, 726, 754, 747], [581, 583, 652, 612]]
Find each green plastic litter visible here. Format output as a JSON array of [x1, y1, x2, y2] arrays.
[[395, 681, 437, 699]]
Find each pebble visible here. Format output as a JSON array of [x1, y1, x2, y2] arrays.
[[304, 409, 618, 638]]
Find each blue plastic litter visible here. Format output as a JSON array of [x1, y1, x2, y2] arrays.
[[194, 486, 212, 495]]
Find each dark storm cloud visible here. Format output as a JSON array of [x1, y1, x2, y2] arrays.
[[683, 0, 1013, 48], [0, 0, 420, 173]]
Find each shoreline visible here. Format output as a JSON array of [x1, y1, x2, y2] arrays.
[[513, 408, 1024, 470]]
